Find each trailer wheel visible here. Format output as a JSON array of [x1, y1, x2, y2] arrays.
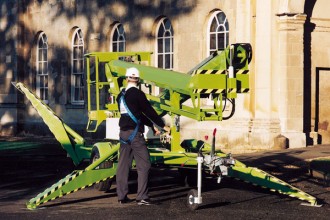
[[91, 148, 113, 191], [187, 189, 199, 211]]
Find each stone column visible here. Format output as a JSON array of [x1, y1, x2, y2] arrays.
[[277, 14, 307, 148], [249, 1, 282, 150]]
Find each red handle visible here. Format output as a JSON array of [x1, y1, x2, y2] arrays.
[[213, 128, 217, 136]]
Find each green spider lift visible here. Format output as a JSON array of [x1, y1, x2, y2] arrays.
[[14, 43, 320, 210]]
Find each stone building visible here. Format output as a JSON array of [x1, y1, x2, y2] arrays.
[[0, 0, 329, 153]]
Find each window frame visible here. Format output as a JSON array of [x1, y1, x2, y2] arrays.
[[207, 10, 229, 56], [110, 23, 126, 52], [155, 17, 174, 70], [71, 28, 85, 105], [36, 32, 49, 104]]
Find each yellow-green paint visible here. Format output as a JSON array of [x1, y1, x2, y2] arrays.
[[15, 44, 320, 209]]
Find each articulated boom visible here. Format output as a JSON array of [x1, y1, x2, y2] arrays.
[[85, 44, 251, 133], [14, 43, 320, 210]]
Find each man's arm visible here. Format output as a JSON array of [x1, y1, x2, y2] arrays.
[[138, 91, 165, 128]]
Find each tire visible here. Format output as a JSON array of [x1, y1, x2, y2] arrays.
[[90, 147, 113, 191], [187, 189, 199, 211]]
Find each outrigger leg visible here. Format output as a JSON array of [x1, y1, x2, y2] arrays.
[[228, 160, 322, 207], [26, 146, 119, 210]]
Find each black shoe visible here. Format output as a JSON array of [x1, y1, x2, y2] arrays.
[[118, 196, 133, 204], [136, 199, 154, 206]]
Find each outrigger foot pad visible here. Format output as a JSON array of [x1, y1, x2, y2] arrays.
[[300, 202, 323, 207]]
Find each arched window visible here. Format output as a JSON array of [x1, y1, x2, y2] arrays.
[[36, 32, 48, 103], [155, 17, 173, 70], [71, 27, 84, 104], [110, 23, 125, 52], [207, 10, 229, 55]]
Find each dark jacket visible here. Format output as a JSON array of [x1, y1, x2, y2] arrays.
[[117, 87, 165, 132]]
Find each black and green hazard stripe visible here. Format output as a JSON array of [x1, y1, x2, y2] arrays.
[[191, 69, 227, 76], [27, 168, 116, 210], [236, 69, 250, 93], [228, 164, 319, 206], [192, 88, 226, 94], [192, 69, 228, 94]]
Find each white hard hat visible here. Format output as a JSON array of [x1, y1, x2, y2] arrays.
[[125, 67, 140, 81]]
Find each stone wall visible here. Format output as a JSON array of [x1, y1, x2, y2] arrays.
[[1, 0, 330, 152], [0, 1, 18, 136]]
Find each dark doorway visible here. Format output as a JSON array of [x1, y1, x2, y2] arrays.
[[315, 67, 330, 144]]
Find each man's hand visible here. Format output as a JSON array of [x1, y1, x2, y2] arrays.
[[153, 125, 170, 135], [163, 125, 171, 133], [153, 126, 161, 135]]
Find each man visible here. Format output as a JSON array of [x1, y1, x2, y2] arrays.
[[116, 67, 170, 205]]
